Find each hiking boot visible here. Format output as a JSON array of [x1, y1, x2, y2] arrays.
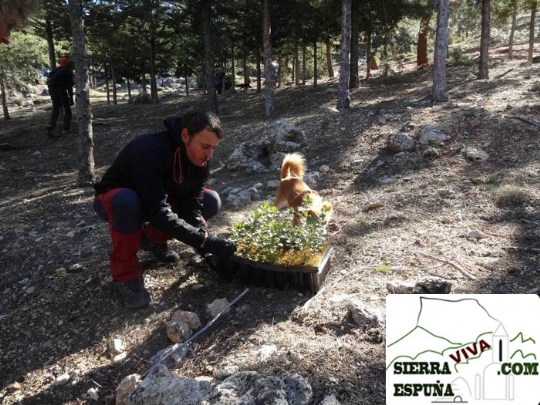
[[46, 126, 62, 140], [46, 126, 55, 138], [141, 232, 180, 263], [114, 278, 150, 309]]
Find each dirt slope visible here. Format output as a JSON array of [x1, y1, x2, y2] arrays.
[[1, 49, 539, 404]]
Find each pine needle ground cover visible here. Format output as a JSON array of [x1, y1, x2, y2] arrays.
[[231, 200, 331, 268]]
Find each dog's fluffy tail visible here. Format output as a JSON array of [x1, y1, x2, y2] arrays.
[[281, 153, 305, 180]]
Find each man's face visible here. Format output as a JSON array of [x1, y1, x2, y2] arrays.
[[181, 128, 220, 167], [0, 11, 20, 45]]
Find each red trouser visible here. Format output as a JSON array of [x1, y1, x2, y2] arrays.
[[93, 187, 220, 282]]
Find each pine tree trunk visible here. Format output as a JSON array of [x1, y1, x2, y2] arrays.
[[417, 16, 430, 67], [479, 0, 490, 79], [313, 42, 318, 86], [263, 0, 273, 117], [127, 78, 132, 99], [291, 53, 295, 83], [45, 17, 56, 68], [417, 0, 437, 67], [284, 56, 289, 84], [294, 41, 299, 85], [200, 57, 205, 92], [508, 0, 518, 60], [243, 54, 249, 86], [231, 41, 236, 93], [111, 64, 117, 105], [337, 0, 351, 110], [141, 73, 147, 93], [366, 28, 372, 80], [382, 32, 390, 77], [149, 2, 158, 103], [221, 66, 226, 95], [105, 66, 110, 105], [349, 0, 359, 88], [184, 66, 190, 97], [68, 0, 95, 186], [150, 34, 158, 102], [432, 0, 449, 102], [326, 39, 334, 78], [302, 44, 306, 85], [528, 0, 537, 64], [202, 0, 218, 113], [256, 48, 262, 92], [276, 55, 282, 88], [0, 72, 10, 120]]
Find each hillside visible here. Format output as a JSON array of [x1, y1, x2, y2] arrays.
[[1, 46, 540, 404]]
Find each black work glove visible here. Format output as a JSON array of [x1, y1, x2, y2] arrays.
[[205, 254, 234, 281], [202, 236, 236, 259], [70, 98, 74, 106]]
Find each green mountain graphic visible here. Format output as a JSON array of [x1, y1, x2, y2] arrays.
[[510, 350, 537, 360], [510, 332, 536, 344], [387, 326, 492, 371]]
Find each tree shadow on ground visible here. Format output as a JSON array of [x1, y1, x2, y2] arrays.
[[15, 269, 326, 403], [469, 208, 540, 293]]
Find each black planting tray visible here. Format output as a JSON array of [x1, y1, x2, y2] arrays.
[[223, 246, 333, 294]]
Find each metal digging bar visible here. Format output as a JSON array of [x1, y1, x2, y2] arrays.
[[146, 288, 250, 374]]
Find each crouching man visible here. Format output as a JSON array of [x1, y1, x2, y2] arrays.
[[93, 110, 235, 309]]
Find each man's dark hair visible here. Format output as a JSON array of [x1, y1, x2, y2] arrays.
[[182, 110, 222, 140]]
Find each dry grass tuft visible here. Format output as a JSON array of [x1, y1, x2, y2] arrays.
[[495, 185, 533, 208]]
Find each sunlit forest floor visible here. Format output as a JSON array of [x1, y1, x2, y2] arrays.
[[1, 45, 539, 404]]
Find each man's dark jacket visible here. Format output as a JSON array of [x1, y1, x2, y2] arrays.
[[47, 66, 73, 99], [94, 117, 208, 248]]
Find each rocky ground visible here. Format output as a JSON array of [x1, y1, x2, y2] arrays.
[[1, 45, 540, 404]]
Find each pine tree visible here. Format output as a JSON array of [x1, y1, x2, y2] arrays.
[[263, 0, 273, 117], [432, 0, 449, 102], [479, 0, 491, 79], [528, 0, 537, 63], [0, 32, 46, 120], [202, 0, 218, 113], [337, 0, 351, 110], [508, 0, 518, 59], [68, 0, 95, 186], [417, 0, 438, 67]]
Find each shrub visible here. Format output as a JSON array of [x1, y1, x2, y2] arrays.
[[485, 170, 535, 188], [495, 186, 532, 208], [449, 47, 474, 66], [231, 199, 330, 267], [129, 92, 153, 104], [373, 263, 391, 273]]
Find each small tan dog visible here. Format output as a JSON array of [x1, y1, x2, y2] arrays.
[[275, 153, 332, 225]]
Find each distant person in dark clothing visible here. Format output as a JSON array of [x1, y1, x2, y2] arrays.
[[93, 110, 236, 309], [214, 69, 225, 94], [46, 58, 74, 137]]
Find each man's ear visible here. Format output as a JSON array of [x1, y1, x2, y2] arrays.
[[181, 128, 189, 144]]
